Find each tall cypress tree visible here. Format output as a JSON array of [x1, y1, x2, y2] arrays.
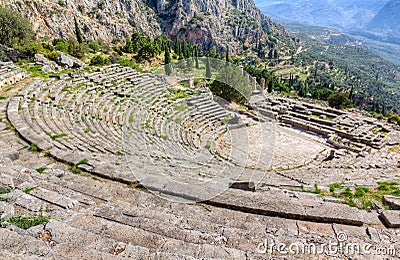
[[225, 45, 229, 62], [164, 47, 172, 75], [74, 17, 83, 44], [267, 79, 273, 93], [194, 46, 199, 69], [206, 57, 211, 79]]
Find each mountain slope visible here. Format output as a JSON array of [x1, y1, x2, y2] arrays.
[[0, 0, 288, 53], [0, 0, 162, 41], [367, 0, 400, 37], [145, 0, 287, 52]]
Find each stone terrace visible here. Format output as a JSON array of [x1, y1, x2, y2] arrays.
[[254, 96, 392, 153], [0, 62, 27, 90]]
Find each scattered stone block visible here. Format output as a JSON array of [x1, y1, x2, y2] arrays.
[[382, 195, 400, 210], [229, 181, 255, 192], [380, 210, 400, 228]]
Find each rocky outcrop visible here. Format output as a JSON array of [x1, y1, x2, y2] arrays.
[[147, 0, 287, 53], [0, 0, 162, 42], [0, 0, 287, 53]]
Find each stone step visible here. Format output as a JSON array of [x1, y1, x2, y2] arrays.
[[380, 210, 400, 228], [71, 211, 247, 259], [206, 189, 365, 226], [0, 228, 50, 257], [45, 219, 150, 258]]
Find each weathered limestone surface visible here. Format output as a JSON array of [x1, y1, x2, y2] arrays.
[[0, 62, 400, 259], [381, 210, 400, 228], [383, 195, 400, 210]]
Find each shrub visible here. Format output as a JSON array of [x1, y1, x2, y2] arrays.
[[89, 54, 110, 66], [119, 57, 140, 70], [87, 41, 101, 52], [68, 40, 85, 58], [0, 6, 34, 47], [45, 51, 61, 61], [23, 42, 41, 57]]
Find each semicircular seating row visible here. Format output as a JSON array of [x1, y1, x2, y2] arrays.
[[8, 64, 239, 183]]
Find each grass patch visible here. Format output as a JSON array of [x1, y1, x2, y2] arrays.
[[173, 103, 188, 112], [329, 182, 343, 193], [21, 65, 49, 79], [23, 186, 38, 194], [50, 133, 67, 140], [198, 173, 213, 179], [78, 159, 89, 165], [167, 88, 192, 101], [303, 182, 400, 210], [29, 143, 39, 151], [35, 167, 47, 174], [311, 184, 324, 195], [0, 187, 11, 195], [56, 173, 64, 178], [69, 166, 82, 174], [2, 214, 51, 230], [389, 145, 400, 153]]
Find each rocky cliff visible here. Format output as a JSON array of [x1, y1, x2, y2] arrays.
[[0, 0, 286, 53], [0, 0, 162, 42], [146, 0, 286, 52]]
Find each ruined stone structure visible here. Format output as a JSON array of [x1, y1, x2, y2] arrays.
[[0, 62, 399, 258], [0, 62, 26, 90], [254, 96, 392, 154]]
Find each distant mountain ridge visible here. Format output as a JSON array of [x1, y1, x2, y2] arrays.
[[254, 0, 389, 30], [367, 0, 400, 37]]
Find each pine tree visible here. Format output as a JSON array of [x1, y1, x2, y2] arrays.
[[74, 17, 83, 44], [206, 57, 211, 78]]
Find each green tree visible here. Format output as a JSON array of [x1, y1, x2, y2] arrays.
[[74, 17, 83, 44], [225, 45, 229, 62], [267, 79, 273, 93], [209, 65, 250, 105], [164, 47, 172, 75], [68, 39, 85, 58], [124, 38, 134, 53], [0, 6, 34, 46], [194, 46, 199, 69], [138, 41, 156, 59], [205, 57, 211, 78], [328, 92, 353, 109], [273, 49, 278, 59]]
